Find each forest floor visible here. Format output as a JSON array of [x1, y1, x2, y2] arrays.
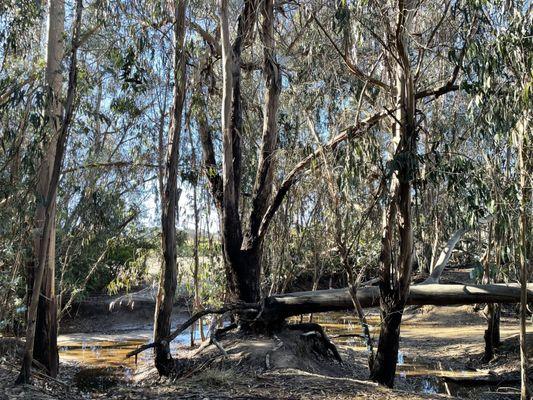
[[0, 268, 530, 399]]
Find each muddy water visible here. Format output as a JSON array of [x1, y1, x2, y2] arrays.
[[59, 311, 519, 396], [58, 324, 202, 392]]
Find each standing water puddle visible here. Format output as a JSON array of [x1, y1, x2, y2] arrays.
[[59, 327, 200, 392]]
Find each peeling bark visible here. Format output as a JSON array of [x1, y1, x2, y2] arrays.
[[153, 0, 187, 376]]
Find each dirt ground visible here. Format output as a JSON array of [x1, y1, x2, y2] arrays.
[[1, 303, 530, 400]]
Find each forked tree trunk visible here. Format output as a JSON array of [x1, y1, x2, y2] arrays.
[[153, 0, 187, 376], [16, 0, 82, 383], [207, 0, 276, 305]]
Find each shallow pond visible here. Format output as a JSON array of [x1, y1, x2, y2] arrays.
[[59, 322, 203, 392], [58, 311, 508, 396]]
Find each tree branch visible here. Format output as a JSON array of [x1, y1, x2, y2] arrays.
[[256, 111, 387, 244], [125, 303, 259, 359], [415, 15, 479, 99]]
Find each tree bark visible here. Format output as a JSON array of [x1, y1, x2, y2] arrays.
[[27, 0, 65, 378], [16, 0, 82, 383], [153, 0, 187, 376]]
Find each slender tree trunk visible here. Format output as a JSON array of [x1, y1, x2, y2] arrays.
[[492, 229, 502, 347], [188, 112, 203, 343], [17, 0, 82, 383], [517, 114, 529, 400], [370, 1, 416, 387], [483, 221, 495, 362], [153, 0, 187, 376], [429, 215, 440, 274]]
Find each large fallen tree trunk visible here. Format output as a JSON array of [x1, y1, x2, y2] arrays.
[[262, 283, 533, 322], [127, 283, 532, 360]]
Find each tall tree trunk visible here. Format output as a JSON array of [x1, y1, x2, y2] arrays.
[[188, 110, 203, 343], [27, 0, 65, 378], [17, 0, 82, 383], [370, 1, 416, 388], [153, 0, 187, 376]]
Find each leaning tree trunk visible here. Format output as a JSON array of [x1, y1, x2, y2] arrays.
[[27, 0, 65, 377], [153, 0, 187, 376], [16, 0, 82, 383], [370, 1, 416, 388], [423, 227, 468, 284]]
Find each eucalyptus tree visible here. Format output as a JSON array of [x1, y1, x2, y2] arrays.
[[316, 0, 485, 386], [151, 0, 188, 376], [193, 0, 387, 307], [0, 0, 62, 377], [17, 0, 83, 384], [28, 0, 66, 378]]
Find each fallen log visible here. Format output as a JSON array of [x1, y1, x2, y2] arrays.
[[126, 283, 532, 359], [262, 283, 533, 321]]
